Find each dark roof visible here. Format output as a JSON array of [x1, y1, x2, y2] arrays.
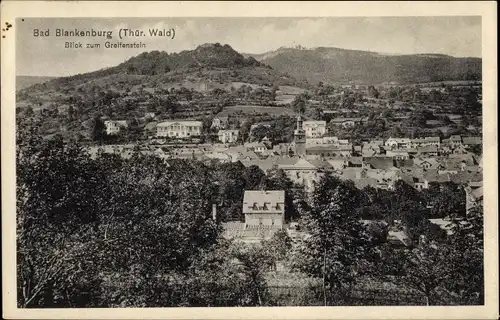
[[365, 157, 395, 170], [462, 136, 482, 145], [348, 157, 363, 165], [394, 159, 414, 168], [418, 145, 439, 153]]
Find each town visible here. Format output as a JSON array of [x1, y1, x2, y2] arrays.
[[90, 112, 483, 241], [15, 41, 484, 308]]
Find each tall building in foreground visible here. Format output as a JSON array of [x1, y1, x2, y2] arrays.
[[294, 115, 306, 157]]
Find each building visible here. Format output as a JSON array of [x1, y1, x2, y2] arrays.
[[329, 117, 365, 128], [385, 150, 410, 160], [306, 136, 349, 146], [385, 137, 412, 149], [417, 145, 439, 157], [211, 116, 228, 129], [442, 135, 463, 147], [411, 137, 440, 148], [462, 136, 482, 148], [278, 158, 332, 191], [465, 185, 483, 213], [243, 190, 285, 228], [303, 120, 327, 138], [306, 144, 353, 158], [218, 129, 239, 143], [104, 120, 129, 135], [156, 120, 203, 138], [294, 115, 306, 157]]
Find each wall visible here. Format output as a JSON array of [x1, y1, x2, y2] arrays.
[[245, 213, 284, 228]]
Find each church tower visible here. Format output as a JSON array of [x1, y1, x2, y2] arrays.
[[294, 115, 306, 157]]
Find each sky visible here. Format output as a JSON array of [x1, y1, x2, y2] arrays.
[[16, 16, 482, 77]]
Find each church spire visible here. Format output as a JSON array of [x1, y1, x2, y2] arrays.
[[294, 114, 306, 157]]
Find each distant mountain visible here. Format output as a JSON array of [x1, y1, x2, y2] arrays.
[[244, 46, 482, 85], [16, 76, 57, 91]]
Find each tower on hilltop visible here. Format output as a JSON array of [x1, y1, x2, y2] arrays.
[[294, 114, 306, 157]]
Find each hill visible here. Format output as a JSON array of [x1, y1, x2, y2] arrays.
[[22, 43, 301, 92], [15, 43, 306, 140], [244, 46, 482, 85], [16, 76, 57, 91]]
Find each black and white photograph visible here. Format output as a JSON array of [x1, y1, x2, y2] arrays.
[[1, 1, 498, 319]]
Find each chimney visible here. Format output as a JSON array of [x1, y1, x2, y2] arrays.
[[212, 204, 217, 221]]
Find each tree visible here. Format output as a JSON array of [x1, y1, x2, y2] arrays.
[[24, 106, 34, 117], [366, 221, 389, 245], [232, 243, 274, 306], [393, 241, 450, 305], [291, 174, 374, 304], [243, 165, 265, 190], [443, 203, 484, 304], [213, 162, 247, 221], [17, 134, 104, 307], [169, 240, 256, 307], [16, 124, 225, 307], [311, 107, 323, 121], [291, 95, 306, 114], [261, 229, 292, 265], [367, 85, 380, 99], [89, 116, 106, 142], [428, 182, 466, 218], [250, 125, 271, 142]]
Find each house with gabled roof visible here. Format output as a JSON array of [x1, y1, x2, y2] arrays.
[[303, 120, 327, 138], [363, 157, 395, 170], [243, 190, 285, 228], [218, 129, 240, 143], [105, 120, 129, 135], [386, 150, 410, 160], [278, 158, 328, 191], [414, 157, 440, 170], [417, 145, 439, 157], [240, 157, 279, 172], [385, 137, 412, 149], [211, 116, 229, 129]]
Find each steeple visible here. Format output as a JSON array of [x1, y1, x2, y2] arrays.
[[294, 114, 306, 157]]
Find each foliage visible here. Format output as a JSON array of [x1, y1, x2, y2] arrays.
[[231, 243, 275, 305], [388, 242, 450, 305], [291, 174, 375, 297], [242, 165, 266, 190], [443, 204, 484, 304], [89, 116, 107, 142], [16, 126, 228, 307], [425, 182, 466, 218], [262, 229, 293, 263]]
